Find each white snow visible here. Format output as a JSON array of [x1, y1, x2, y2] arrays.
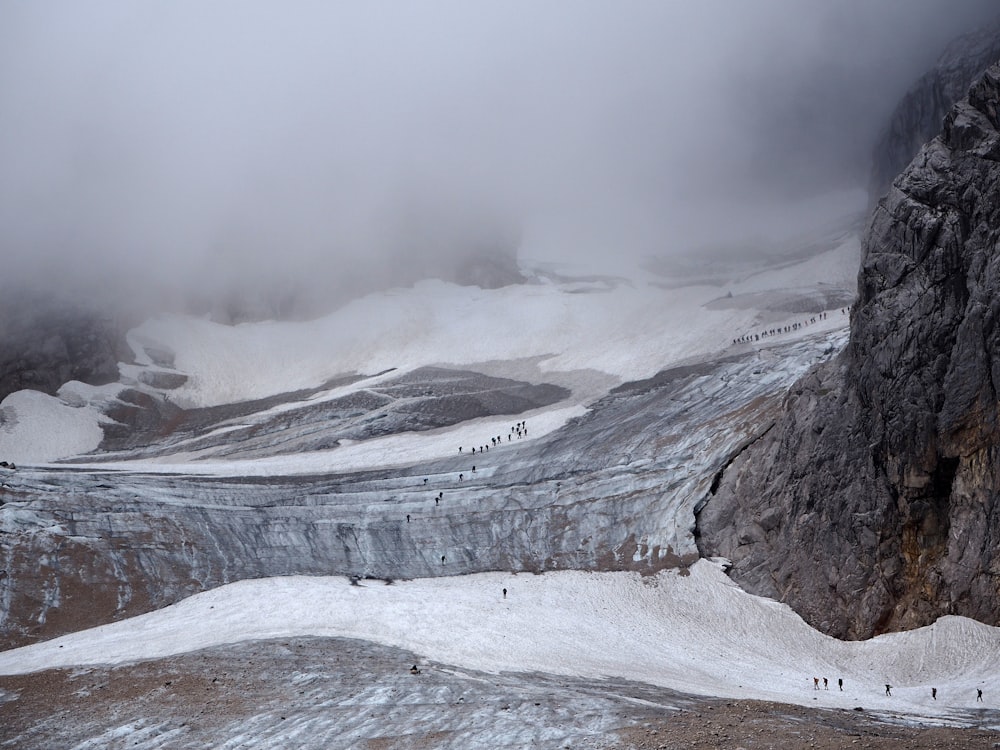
[[729, 234, 861, 296], [0, 560, 994, 722], [0, 388, 110, 464], [7, 230, 859, 471], [128, 277, 750, 411], [82, 403, 590, 475], [119, 231, 860, 416]]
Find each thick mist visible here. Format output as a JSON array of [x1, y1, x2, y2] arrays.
[[0, 1, 996, 316]]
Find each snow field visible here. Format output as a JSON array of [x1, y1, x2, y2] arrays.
[[130, 277, 752, 411], [76, 403, 588, 475], [0, 387, 111, 463], [1, 560, 996, 722]]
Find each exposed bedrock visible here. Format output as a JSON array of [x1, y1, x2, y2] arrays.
[[699, 64, 1000, 640]]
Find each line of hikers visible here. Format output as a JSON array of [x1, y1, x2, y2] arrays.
[[815, 677, 984, 702], [733, 310, 841, 345], [458, 420, 528, 457], [407, 421, 534, 562]]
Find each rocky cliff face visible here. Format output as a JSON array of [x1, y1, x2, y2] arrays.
[[699, 63, 1000, 640], [870, 20, 1000, 202]]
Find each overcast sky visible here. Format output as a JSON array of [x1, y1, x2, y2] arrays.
[[0, 1, 996, 311]]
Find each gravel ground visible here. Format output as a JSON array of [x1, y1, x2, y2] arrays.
[[2, 636, 997, 749]]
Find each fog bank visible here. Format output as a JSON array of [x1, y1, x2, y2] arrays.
[[0, 1, 995, 313]]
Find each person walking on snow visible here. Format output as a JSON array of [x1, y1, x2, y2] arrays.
[[885, 684, 892, 697]]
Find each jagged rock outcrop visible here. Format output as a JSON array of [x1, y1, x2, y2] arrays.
[[870, 19, 1000, 202], [699, 64, 1000, 639]]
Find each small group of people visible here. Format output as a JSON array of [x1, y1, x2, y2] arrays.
[[813, 677, 841, 690], [878, 683, 983, 702], [811, 678, 984, 702]]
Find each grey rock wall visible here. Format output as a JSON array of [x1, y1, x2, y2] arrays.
[[700, 63, 1000, 640], [870, 20, 1000, 203]]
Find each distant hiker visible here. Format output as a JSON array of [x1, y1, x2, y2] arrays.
[[813, 677, 819, 690], [472, 447, 476, 455], [472, 465, 476, 472], [978, 689, 983, 702], [508, 435, 511, 441], [406, 514, 411, 523], [932, 687, 937, 700], [459, 447, 462, 453], [435, 498, 439, 506], [423, 478, 428, 484], [459, 473, 464, 481], [502, 588, 507, 599], [438, 492, 443, 499], [823, 677, 828, 690], [838, 678, 843, 691], [885, 684, 892, 697], [410, 664, 421, 674], [441, 555, 445, 564]]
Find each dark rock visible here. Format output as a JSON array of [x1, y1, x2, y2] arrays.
[[0, 291, 131, 404], [699, 63, 1000, 639], [870, 20, 1000, 203], [137, 370, 189, 390]]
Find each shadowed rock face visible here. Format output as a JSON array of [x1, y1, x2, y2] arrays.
[[0, 292, 131, 404], [699, 63, 1000, 640], [870, 20, 1000, 203]]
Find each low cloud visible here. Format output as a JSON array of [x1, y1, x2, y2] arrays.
[[0, 1, 995, 314]]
